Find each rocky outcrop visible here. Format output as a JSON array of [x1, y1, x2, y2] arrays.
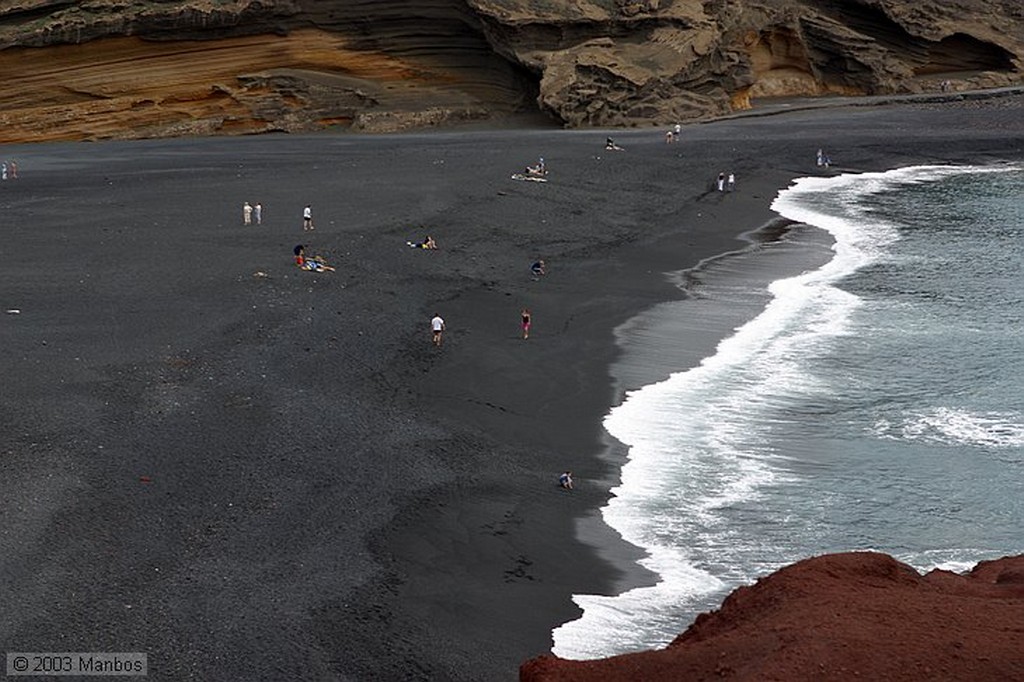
[[0, 0, 1022, 141], [520, 552, 1024, 681]]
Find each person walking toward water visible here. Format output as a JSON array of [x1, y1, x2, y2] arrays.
[[254, 202, 262, 225], [303, 205, 314, 231], [243, 201, 253, 225], [431, 313, 446, 347], [521, 308, 532, 340], [717, 172, 725, 192], [727, 173, 736, 192]]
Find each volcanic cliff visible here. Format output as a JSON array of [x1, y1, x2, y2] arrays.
[[1, 0, 1022, 142], [520, 552, 1024, 681]]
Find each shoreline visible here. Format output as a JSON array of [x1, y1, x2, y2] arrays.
[[1, 96, 1022, 681], [553, 216, 839, 660]]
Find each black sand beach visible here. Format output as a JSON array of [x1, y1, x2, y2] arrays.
[[2, 95, 1023, 680]]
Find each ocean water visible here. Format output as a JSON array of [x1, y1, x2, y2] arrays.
[[553, 164, 1024, 659]]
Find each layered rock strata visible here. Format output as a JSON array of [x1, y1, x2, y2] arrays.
[[0, 0, 1022, 141], [521, 552, 1024, 681]]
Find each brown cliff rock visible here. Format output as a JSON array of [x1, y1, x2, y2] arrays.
[[520, 552, 1024, 681], [0, 0, 1022, 141]]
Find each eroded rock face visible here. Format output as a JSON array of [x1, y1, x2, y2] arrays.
[[520, 552, 1024, 681], [0, 0, 1021, 141]]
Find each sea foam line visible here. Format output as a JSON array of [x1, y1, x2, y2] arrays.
[[552, 165, 1015, 660]]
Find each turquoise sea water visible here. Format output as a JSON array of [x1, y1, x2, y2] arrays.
[[554, 165, 1024, 659]]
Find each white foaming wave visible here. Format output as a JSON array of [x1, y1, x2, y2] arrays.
[[555, 232, 862, 659], [554, 165, 1012, 660], [771, 164, 1020, 248], [554, 547, 725, 659], [871, 407, 1024, 448]]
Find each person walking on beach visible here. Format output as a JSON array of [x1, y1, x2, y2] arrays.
[[727, 173, 736, 192], [254, 202, 262, 225], [431, 312, 446, 347], [9, 160, 16, 179], [303, 205, 314, 231], [521, 308, 532, 340], [1, 162, 6, 181], [559, 471, 573, 490], [243, 201, 253, 225], [716, 172, 725, 192]]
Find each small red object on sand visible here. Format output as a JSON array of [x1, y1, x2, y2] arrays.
[[139, 476, 152, 483]]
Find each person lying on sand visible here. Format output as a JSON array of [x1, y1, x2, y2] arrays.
[[293, 244, 336, 272], [407, 235, 437, 250], [605, 137, 624, 151]]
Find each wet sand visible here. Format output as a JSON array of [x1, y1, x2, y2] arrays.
[[1, 95, 1022, 680]]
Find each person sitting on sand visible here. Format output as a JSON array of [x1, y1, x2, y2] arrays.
[[525, 157, 547, 177], [605, 137, 623, 151], [293, 244, 335, 272], [559, 471, 573, 490], [531, 259, 546, 278]]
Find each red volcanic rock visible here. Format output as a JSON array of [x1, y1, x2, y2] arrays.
[[522, 552, 1024, 681]]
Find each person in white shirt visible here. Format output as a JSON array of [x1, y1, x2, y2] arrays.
[[303, 205, 313, 231], [431, 313, 446, 347]]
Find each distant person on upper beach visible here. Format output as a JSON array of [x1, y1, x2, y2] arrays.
[[303, 205, 314, 231], [1, 162, 6, 181], [254, 202, 262, 225], [243, 201, 253, 225], [665, 130, 674, 144], [727, 173, 736, 192], [717, 172, 726, 192], [8, 160, 15, 179], [531, 260, 546, 278], [431, 313, 446, 347], [605, 138, 623, 151], [674, 123, 681, 138], [521, 308, 531, 340], [559, 471, 573, 490]]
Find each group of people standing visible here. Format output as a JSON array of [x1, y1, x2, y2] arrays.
[[242, 201, 263, 225], [716, 172, 737, 192], [240, 201, 316, 231]]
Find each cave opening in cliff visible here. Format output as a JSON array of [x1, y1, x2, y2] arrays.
[[746, 27, 820, 100], [915, 33, 1017, 76]]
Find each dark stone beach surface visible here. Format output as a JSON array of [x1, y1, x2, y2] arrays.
[[1, 95, 1022, 681]]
